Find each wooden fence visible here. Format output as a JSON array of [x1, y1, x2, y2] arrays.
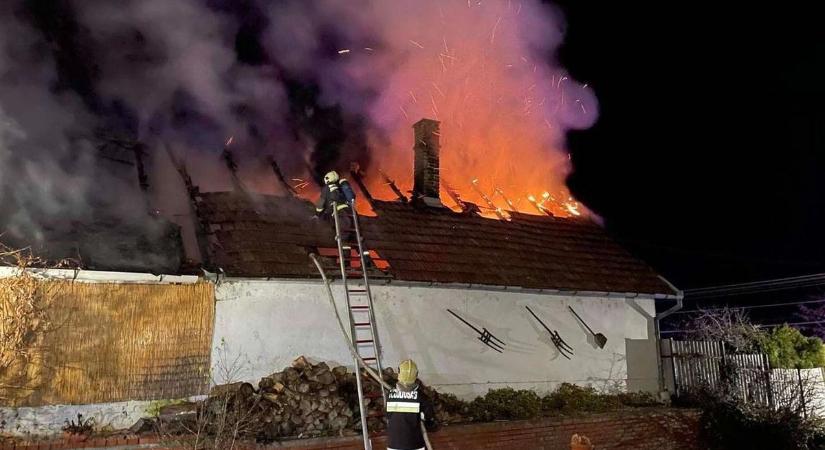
[[661, 339, 825, 417]]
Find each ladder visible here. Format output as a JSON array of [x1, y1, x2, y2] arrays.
[[331, 202, 386, 450]]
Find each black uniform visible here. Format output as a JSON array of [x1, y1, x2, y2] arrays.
[[386, 382, 437, 450], [315, 179, 355, 240]]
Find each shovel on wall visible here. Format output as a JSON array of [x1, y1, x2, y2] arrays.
[[568, 306, 608, 349]]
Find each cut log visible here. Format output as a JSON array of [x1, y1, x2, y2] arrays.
[[292, 355, 311, 370], [210, 382, 255, 400]]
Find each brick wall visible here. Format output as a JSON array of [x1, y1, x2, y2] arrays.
[[1, 408, 699, 450]]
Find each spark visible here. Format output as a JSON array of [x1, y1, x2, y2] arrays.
[[337, 49, 350, 54], [491, 16, 502, 44], [409, 40, 424, 49], [516, 2, 522, 15], [399, 105, 409, 119], [364, 47, 374, 52], [225, 136, 234, 146], [557, 76, 568, 89], [409, 91, 418, 103], [583, 83, 588, 88]]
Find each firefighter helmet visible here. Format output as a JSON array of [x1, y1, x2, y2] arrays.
[[323, 171, 340, 185], [397, 359, 418, 387]]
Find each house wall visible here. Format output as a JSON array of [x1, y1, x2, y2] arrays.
[[212, 279, 660, 398]]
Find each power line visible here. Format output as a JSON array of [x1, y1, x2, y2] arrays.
[[670, 298, 825, 315], [661, 320, 825, 335], [684, 272, 825, 298]]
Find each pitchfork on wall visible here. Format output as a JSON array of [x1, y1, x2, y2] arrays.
[[447, 309, 506, 353], [525, 306, 574, 359]]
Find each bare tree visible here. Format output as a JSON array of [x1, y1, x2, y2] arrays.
[[684, 307, 763, 352]]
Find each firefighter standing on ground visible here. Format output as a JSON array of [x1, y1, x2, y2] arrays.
[[386, 359, 437, 450], [314, 170, 356, 240]]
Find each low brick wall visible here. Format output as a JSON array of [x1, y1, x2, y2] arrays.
[[0, 408, 700, 450], [279, 408, 701, 450]]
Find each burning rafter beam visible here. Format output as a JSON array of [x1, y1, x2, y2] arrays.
[[494, 187, 517, 212], [441, 179, 468, 213], [164, 144, 212, 267], [221, 143, 246, 193], [133, 143, 149, 193], [471, 179, 509, 221], [266, 155, 297, 197], [527, 195, 553, 217], [379, 169, 408, 203], [349, 163, 376, 207]]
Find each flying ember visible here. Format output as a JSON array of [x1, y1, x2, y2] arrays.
[[347, 0, 598, 218]]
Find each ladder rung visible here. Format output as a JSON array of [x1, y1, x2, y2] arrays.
[[367, 410, 384, 418], [355, 339, 374, 344], [350, 305, 370, 310], [348, 289, 367, 293], [354, 322, 371, 327], [364, 391, 383, 399], [362, 357, 377, 361]]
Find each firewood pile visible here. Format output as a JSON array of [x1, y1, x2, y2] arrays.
[[157, 356, 392, 442], [155, 356, 471, 443]]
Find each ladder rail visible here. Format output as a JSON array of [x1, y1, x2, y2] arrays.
[[349, 206, 387, 403], [331, 204, 372, 450]]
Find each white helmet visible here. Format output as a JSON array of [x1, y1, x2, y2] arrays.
[[323, 170, 340, 185]]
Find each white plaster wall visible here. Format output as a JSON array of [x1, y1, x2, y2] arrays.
[[212, 280, 659, 399]]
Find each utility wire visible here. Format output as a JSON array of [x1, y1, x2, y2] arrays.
[[684, 272, 825, 298], [670, 298, 825, 315], [661, 319, 825, 334]]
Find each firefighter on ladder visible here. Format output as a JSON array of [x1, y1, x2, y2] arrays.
[[314, 170, 356, 239], [386, 359, 438, 450]]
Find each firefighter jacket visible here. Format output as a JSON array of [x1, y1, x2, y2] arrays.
[[315, 179, 353, 216], [385, 382, 437, 450]]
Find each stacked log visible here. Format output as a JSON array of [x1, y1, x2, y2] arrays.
[[255, 356, 356, 439], [155, 356, 468, 443]]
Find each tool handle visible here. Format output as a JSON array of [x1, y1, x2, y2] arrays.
[[568, 306, 596, 334], [447, 308, 483, 335], [525, 306, 554, 335]]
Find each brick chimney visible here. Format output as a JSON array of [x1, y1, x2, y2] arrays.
[[412, 118, 443, 207]]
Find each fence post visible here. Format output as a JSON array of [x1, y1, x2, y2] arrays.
[[797, 367, 808, 419], [764, 354, 775, 409]]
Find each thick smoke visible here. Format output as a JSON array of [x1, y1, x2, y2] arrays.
[[0, 0, 596, 263]]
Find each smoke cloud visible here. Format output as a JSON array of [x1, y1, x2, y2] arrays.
[[0, 0, 597, 263]]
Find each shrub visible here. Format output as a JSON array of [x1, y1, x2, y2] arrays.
[[759, 325, 825, 369], [468, 388, 542, 421], [699, 396, 825, 450], [542, 383, 612, 412]]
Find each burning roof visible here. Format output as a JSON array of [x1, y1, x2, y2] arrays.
[[195, 192, 673, 296]]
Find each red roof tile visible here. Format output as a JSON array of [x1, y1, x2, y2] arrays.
[[195, 192, 676, 295]]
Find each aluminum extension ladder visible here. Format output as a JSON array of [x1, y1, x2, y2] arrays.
[[331, 202, 386, 450]]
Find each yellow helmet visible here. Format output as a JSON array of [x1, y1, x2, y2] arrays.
[[323, 171, 340, 184], [397, 359, 418, 387]]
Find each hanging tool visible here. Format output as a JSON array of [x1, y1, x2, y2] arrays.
[[525, 306, 574, 359], [447, 309, 506, 352], [568, 306, 608, 349]]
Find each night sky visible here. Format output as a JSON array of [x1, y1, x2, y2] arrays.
[[552, 2, 825, 297]]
